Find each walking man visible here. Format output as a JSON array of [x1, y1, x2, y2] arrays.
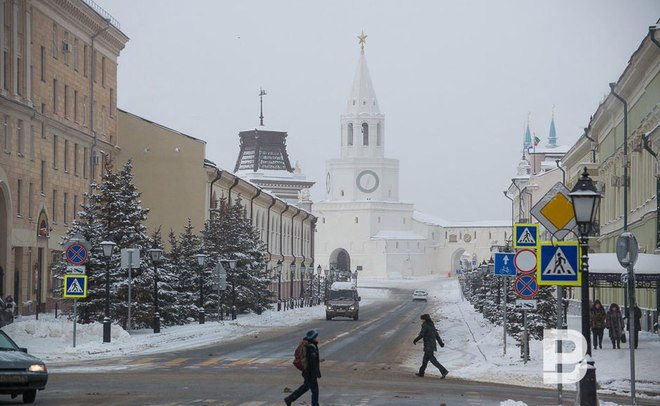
[[285, 329, 321, 406], [413, 314, 448, 379]]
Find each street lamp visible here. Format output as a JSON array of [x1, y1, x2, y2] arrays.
[[289, 261, 295, 308], [100, 240, 116, 343], [316, 265, 322, 301], [276, 260, 283, 311], [195, 251, 208, 324], [569, 167, 601, 406], [223, 259, 238, 320], [148, 247, 163, 334]]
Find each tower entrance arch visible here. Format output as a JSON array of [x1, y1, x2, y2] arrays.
[[328, 248, 351, 273]]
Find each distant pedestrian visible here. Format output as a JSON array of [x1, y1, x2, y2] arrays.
[[606, 303, 625, 349], [590, 300, 606, 349], [285, 329, 321, 406], [625, 304, 642, 349], [413, 314, 448, 379]]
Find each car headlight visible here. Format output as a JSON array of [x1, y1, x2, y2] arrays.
[[29, 364, 47, 373], [349, 306, 355, 310], [326, 305, 333, 310]]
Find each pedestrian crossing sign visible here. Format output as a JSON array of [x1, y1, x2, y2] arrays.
[[537, 242, 581, 286], [513, 223, 539, 249], [63, 274, 88, 298]]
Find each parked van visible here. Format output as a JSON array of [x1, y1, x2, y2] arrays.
[[326, 281, 360, 320]]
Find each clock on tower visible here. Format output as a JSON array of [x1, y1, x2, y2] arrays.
[[356, 170, 379, 193]]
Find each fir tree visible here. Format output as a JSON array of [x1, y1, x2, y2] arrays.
[[170, 219, 204, 322]]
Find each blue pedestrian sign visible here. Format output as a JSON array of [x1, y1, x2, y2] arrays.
[[537, 242, 581, 286], [494, 253, 516, 276], [63, 275, 88, 299], [513, 223, 539, 249]]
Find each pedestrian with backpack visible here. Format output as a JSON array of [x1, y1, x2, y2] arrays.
[[413, 314, 448, 379], [285, 329, 321, 406]]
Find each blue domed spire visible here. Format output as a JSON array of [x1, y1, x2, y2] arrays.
[[523, 121, 532, 150], [547, 113, 557, 147]]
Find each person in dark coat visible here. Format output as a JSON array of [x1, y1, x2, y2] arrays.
[[606, 303, 625, 349], [413, 314, 448, 378], [625, 305, 642, 349], [285, 329, 321, 406], [590, 300, 606, 349]]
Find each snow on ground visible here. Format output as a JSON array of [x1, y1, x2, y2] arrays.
[[2, 275, 659, 405]]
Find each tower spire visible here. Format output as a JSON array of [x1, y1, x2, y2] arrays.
[[259, 88, 267, 126], [358, 30, 367, 54]]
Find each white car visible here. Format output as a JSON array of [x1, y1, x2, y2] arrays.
[[412, 289, 428, 301]]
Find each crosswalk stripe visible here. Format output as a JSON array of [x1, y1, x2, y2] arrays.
[[229, 358, 257, 365], [199, 357, 222, 366], [163, 358, 188, 366], [132, 356, 159, 364]]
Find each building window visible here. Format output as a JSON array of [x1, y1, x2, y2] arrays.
[[2, 51, 7, 91], [73, 38, 79, 71], [347, 123, 353, 146], [16, 57, 21, 96], [82, 96, 87, 126], [378, 216, 381, 223], [362, 123, 369, 145], [52, 79, 58, 115], [40, 46, 46, 81], [83, 44, 88, 77], [17, 120, 24, 155], [74, 90, 78, 122], [101, 56, 106, 87], [52, 189, 58, 223], [40, 161, 46, 193], [340, 190, 344, 197], [28, 182, 33, 219], [29, 124, 35, 160], [63, 32, 69, 65], [64, 85, 69, 119], [74, 143, 79, 175], [3, 115, 9, 151], [83, 147, 88, 179], [376, 123, 382, 146], [63, 192, 68, 224], [403, 217, 406, 224], [355, 217, 358, 224], [64, 139, 69, 172], [53, 134, 58, 169], [16, 179, 22, 216], [52, 23, 58, 59], [110, 88, 114, 117], [73, 195, 78, 220]]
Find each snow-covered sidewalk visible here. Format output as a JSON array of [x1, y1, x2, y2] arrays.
[[2, 275, 659, 405]]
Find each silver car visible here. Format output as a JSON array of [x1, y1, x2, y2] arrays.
[[412, 289, 428, 301], [0, 330, 48, 404]]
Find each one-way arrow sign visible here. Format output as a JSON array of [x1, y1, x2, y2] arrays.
[[494, 252, 516, 276]]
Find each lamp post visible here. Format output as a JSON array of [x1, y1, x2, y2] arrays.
[[569, 167, 601, 406], [224, 259, 238, 320], [352, 269, 358, 287], [290, 261, 295, 308], [276, 261, 283, 311], [300, 263, 306, 304], [195, 252, 208, 324], [148, 247, 163, 334], [316, 265, 322, 301], [100, 240, 116, 343]]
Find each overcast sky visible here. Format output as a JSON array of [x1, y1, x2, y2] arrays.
[[95, 0, 659, 222]]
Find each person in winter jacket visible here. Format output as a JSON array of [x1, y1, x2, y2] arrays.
[[606, 303, 625, 349], [590, 300, 607, 349], [625, 305, 642, 349], [413, 314, 448, 378], [285, 329, 321, 406]]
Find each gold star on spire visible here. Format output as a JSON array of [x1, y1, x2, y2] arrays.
[[358, 31, 368, 54]]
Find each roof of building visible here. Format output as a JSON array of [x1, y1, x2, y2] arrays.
[[413, 211, 511, 228], [233, 128, 293, 173], [346, 46, 380, 116]]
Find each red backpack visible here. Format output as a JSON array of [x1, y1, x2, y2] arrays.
[[293, 341, 306, 371]]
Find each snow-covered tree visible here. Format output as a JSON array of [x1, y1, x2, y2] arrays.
[[169, 219, 204, 322], [148, 228, 181, 327], [203, 197, 271, 314]]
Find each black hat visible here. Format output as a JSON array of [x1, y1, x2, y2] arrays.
[[420, 314, 431, 321]]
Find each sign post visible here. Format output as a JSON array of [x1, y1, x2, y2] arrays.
[[121, 248, 140, 332], [616, 232, 638, 405], [64, 235, 89, 348]]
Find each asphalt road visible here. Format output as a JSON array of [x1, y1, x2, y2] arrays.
[[17, 287, 654, 406]]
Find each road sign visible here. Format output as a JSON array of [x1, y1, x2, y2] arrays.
[[515, 299, 538, 310], [616, 232, 638, 268], [63, 275, 88, 298], [120, 248, 141, 269], [212, 263, 228, 291], [514, 274, 538, 299], [530, 182, 576, 241], [514, 249, 537, 274], [66, 265, 86, 274], [494, 253, 516, 276], [65, 243, 89, 265], [537, 242, 580, 286], [513, 223, 539, 248]]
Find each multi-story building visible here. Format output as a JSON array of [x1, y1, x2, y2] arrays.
[[0, 0, 127, 315]]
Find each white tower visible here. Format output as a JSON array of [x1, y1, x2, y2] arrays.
[[314, 33, 422, 280]]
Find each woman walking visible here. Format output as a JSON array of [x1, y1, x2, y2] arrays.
[[590, 300, 606, 349], [606, 303, 625, 349]]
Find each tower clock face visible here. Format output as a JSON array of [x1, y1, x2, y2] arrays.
[[356, 170, 379, 193]]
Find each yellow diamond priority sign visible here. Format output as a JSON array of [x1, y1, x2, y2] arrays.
[[530, 182, 576, 241]]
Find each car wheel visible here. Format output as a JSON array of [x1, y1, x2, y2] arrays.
[[22, 390, 37, 404], [353, 313, 359, 321], [326, 315, 332, 321]]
